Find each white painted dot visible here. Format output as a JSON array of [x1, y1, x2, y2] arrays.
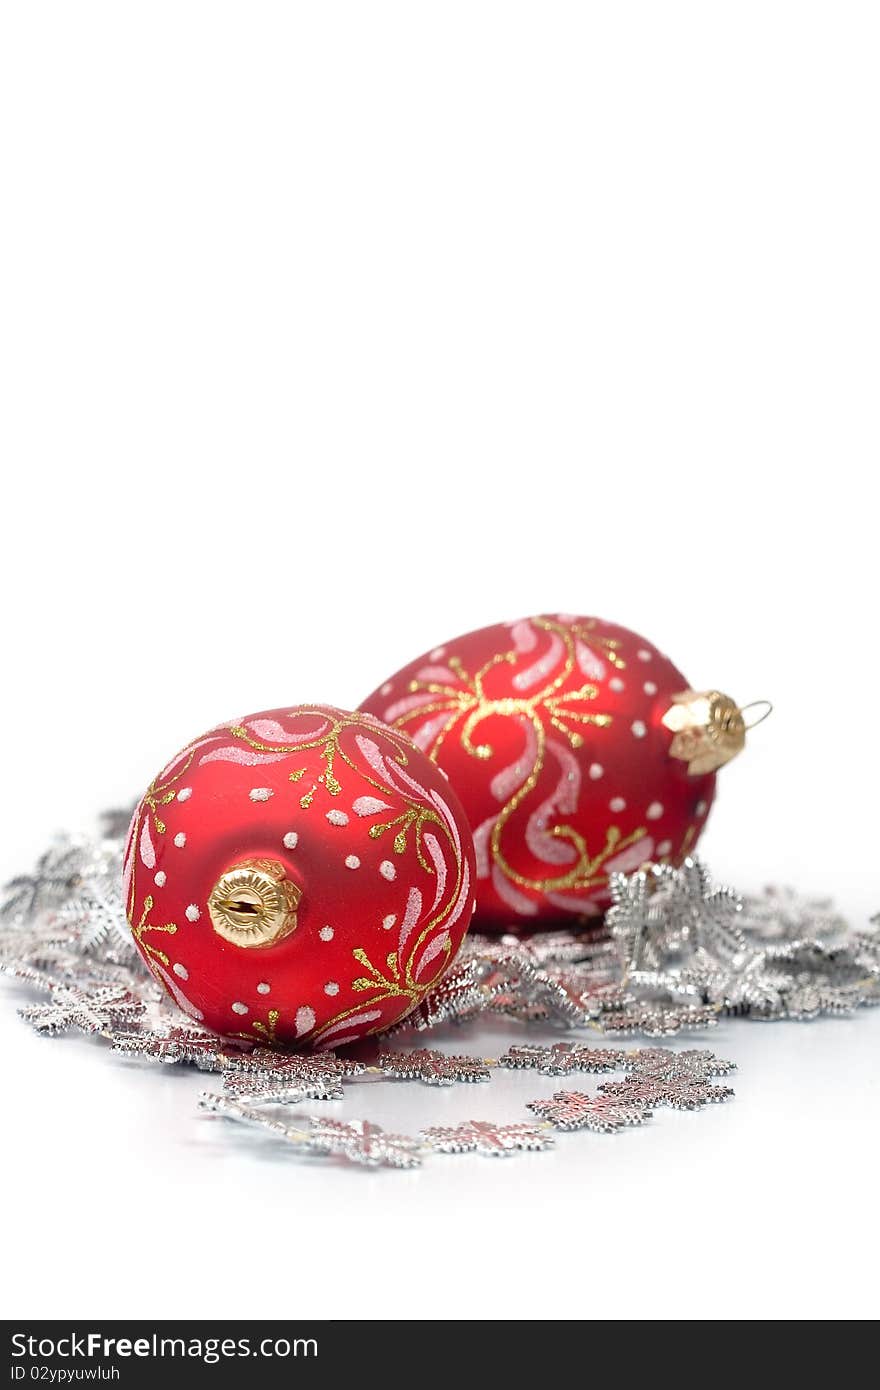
[[319, 926, 334, 942], [379, 860, 397, 881], [185, 903, 200, 922], [345, 855, 360, 870], [382, 914, 397, 931], [610, 797, 627, 813], [173, 833, 186, 848], [326, 809, 349, 827], [353, 796, 392, 817], [643, 681, 657, 696], [176, 787, 192, 802], [283, 831, 298, 849], [646, 802, 663, 821], [631, 720, 647, 738], [154, 871, 167, 887], [589, 763, 604, 780], [637, 649, 652, 662], [380, 682, 393, 695], [324, 981, 340, 996], [231, 1001, 249, 1016], [695, 800, 708, 816], [257, 982, 271, 995], [249, 787, 273, 802], [609, 677, 625, 693], [172, 963, 189, 980], [657, 840, 673, 857], [295, 1005, 315, 1037]]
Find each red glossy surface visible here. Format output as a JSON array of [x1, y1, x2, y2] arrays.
[[360, 615, 717, 928], [123, 705, 476, 1047]]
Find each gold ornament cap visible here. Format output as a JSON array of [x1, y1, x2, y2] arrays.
[[662, 689, 771, 775], [208, 858, 301, 948]]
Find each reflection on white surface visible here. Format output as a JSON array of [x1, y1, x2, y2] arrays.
[[1, 975, 878, 1320]]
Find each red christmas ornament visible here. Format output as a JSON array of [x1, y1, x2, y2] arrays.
[[123, 705, 476, 1048], [360, 615, 758, 929]]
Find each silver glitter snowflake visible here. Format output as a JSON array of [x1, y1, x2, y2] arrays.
[[499, 1042, 626, 1075], [523, 969, 615, 1025], [376, 1048, 490, 1085], [305, 1116, 425, 1168], [421, 1119, 554, 1157], [197, 1094, 317, 1155], [112, 1026, 252, 1070], [608, 857, 745, 975], [604, 858, 880, 1024], [113, 1028, 358, 1099], [397, 959, 497, 1031], [490, 930, 617, 967], [527, 1090, 651, 1133], [599, 1076, 735, 1110], [1, 839, 91, 925], [599, 1003, 720, 1036], [227, 1046, 361, 1081], [221, 1072, 343, 1104], [0, 957, 58, 993], [624, 1047, 736, 1081], [55, 874, 136, 962], [221, 1051, 355, 1102], [739, 885, 850, 943], [199, 1094, 424, 1168], [19, 983, 145, 1036]]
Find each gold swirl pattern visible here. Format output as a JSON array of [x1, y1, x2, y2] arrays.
[[384, 617, 647, 904]]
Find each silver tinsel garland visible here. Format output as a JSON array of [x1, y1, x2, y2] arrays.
[[1, 812, 878, 1169]]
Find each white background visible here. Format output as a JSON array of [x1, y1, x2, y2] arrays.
[[1, 2, 877, 1322]]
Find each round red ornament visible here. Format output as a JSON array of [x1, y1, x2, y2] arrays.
[[360, 615, 757, 929], [123, 705, 476, 1048]]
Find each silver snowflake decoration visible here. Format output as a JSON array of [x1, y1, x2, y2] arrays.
[[608, 857, 745, 975], [490, 929, 616, 967], [225, 1046, 360, 1081], [421, 1119, 554, 1157], [771, 979, 878, 1020], [199, 1094, 424, 1168], [0, 957, 58, 993], [1, 839, 89, 924], [222, 1072, 343, 1104], [55, 874, 136, 962], [112, 1026, 258, 1071], [599, 1003, 719, 1036], [523, 969, 615, 1025], [499, 1042, 626, 1075], [599, 1076, 735, 1110], [624, 1047, 736, 1081], [19, 983, 145, 1036], [527, 1089, 651, 1133], [198, 1093, 316, 1153], [376, 1048, 490, 1085], [113, 1027, 358, 1098], [739, 885, 850, 943], [398, 960, 496, 1031], [221, 1051, 355, 1102], [304, 1116, 425, 1168]]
